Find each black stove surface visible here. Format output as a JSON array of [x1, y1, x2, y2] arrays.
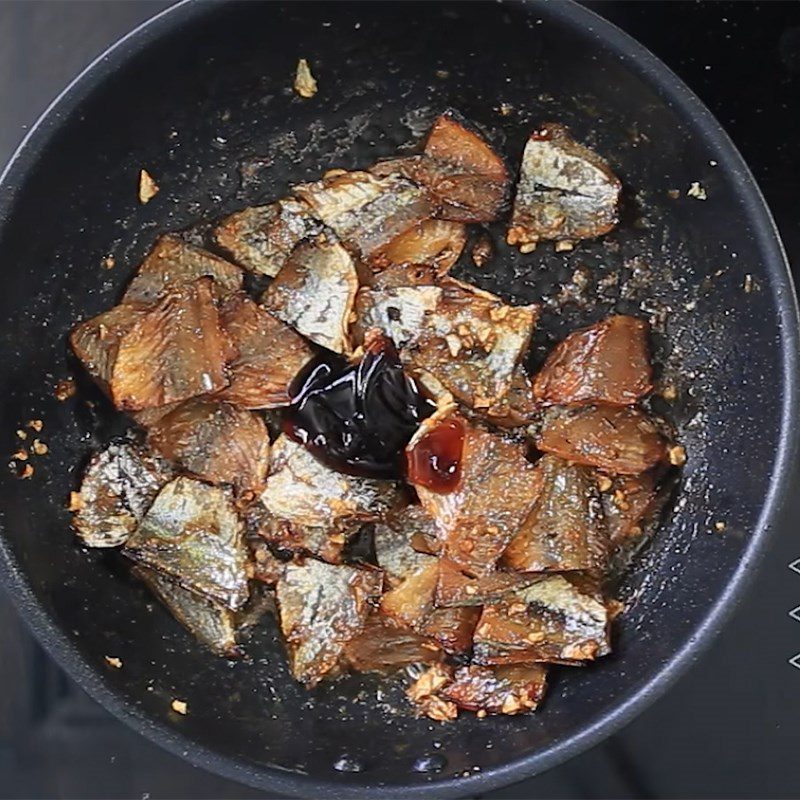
[[1, 2, 799, 798]]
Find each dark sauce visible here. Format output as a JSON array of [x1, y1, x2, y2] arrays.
[[284, 334, 436, 479], [405, 417, 465, 493]]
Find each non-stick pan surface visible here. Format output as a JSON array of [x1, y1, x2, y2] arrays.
[[0, 1, 797, 797]]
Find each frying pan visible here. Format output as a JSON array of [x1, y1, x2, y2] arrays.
[[0, 1, 797, 797]]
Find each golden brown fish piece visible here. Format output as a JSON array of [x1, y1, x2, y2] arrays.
[[508, 123, 621, 249], [441, 664, 548, 715], [110, 277, 235, 411], [501, 454, 608, 574], [71, 441, 174, 548], [122, 234, 243, 305], [408, 411, 540, 576], [434, 558, 543, 607], [533, 316, 652, 406], [473, 575, 610, 665], [276, 559, 383, 687], [369, 219, 467, 275], [215, 294, 314, 409], [146, 399, 270, 494], [373, 505, 443, 588], [124, 476, 249, 611], [372, 112, 509, 223], [262, 237, 358, 354], [214, 199, 324, 277], [537, 405, 667, 475]]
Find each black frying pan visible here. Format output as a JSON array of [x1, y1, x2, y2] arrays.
[[0, 1, 797, 797]]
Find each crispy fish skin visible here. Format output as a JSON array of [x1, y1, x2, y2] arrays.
[[484, 367, 539, 428], [292, 171, 433, 258], [124, 476, 249, 611], [434, 559, 543, 608], [215, 294, 314, 409], [70, 304, 147, 388], [122, 234, 243, 306], [369, 219, 467, 275], [533, 316, 652, 407], [537, 405, 667, 475], [261, 237, 358, 354], [276, 559, 383, 687], [508, 122, 621, 248], [355, 278, 538, 411], [373, 505, 443, 588], [214, 199, 324, 277], [146, 399, 270, 494], [441, 664, 548, 714], [71, 441, 174, 548], [260, 435, 400, 531], [343, 613, 443, 674], [111, 277, 235, 411], [409, 412, 540, 576], [473, 575, 611, 665], [501, 454, 608, 574], [372, 113, 509, 223]]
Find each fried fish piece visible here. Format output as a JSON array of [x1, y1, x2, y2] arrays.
[[483, 366, 539, 428], [146, 399, 270, 494], [533, 316, 652, 406], [473, 575, 610, 665], [261, 237, 358, 354], [355, 278, 538, 410], [122, 234, 243, 305], [372, 112, 509, 223], [214, 199, 324, 277], [276, 559, 383, 686], [124, 476, 249, 610], [110, 277, 235, 411], [441, 664, 548, 714], [408, 411, 540, 576], [292, 170, 432, 259], [260, 435, 400, 531], [71, 441, 174, 548], [379, 561, 479, 656], [434, 558, 543, 607], [501, 454, 608, 574], [369, 219, 467, 275], [215, 294, 313, 409], [373, 505, 443, 588], [343, 613, 443, 674], [508, 123, 621, 249], [537, 405, 667, 475]]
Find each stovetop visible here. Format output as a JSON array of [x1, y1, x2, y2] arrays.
[[1, 2, 799, 798]]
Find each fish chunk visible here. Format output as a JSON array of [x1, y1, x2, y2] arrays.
[[71, 441, 174, 548], [215, 294, 314, 409], [379, 559, 480, 656], [372, 112, 509, 223], [373, 505, 443, 588], [501, 455, 608, 573], [484, 366, 539, 429], [442, 664, 548, 715], [122, 234, 243, 305], [355, 278, 538, 410], [260, 435, 399, 531], [369, 219, 467, 275], [538, 405, 667, 475], [276, 559, 382, 686], [292, 170, 433, 259], [124, 476, 249, 610], [146, 399, 270, 494], [70, 304, 146, 388], [435, 558, 542, 607], [533, 316, 652, 406], [473, 575, 610, 665], [508, 123, 621, 249], [343, 613, 443, 674], [408, 411, 540, 576], [261, 237, 358, 354], [214, 199, 324, 277], [110, 277, 235, 411]]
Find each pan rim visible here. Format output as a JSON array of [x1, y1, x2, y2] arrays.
[[0, 0, 797, 797]]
